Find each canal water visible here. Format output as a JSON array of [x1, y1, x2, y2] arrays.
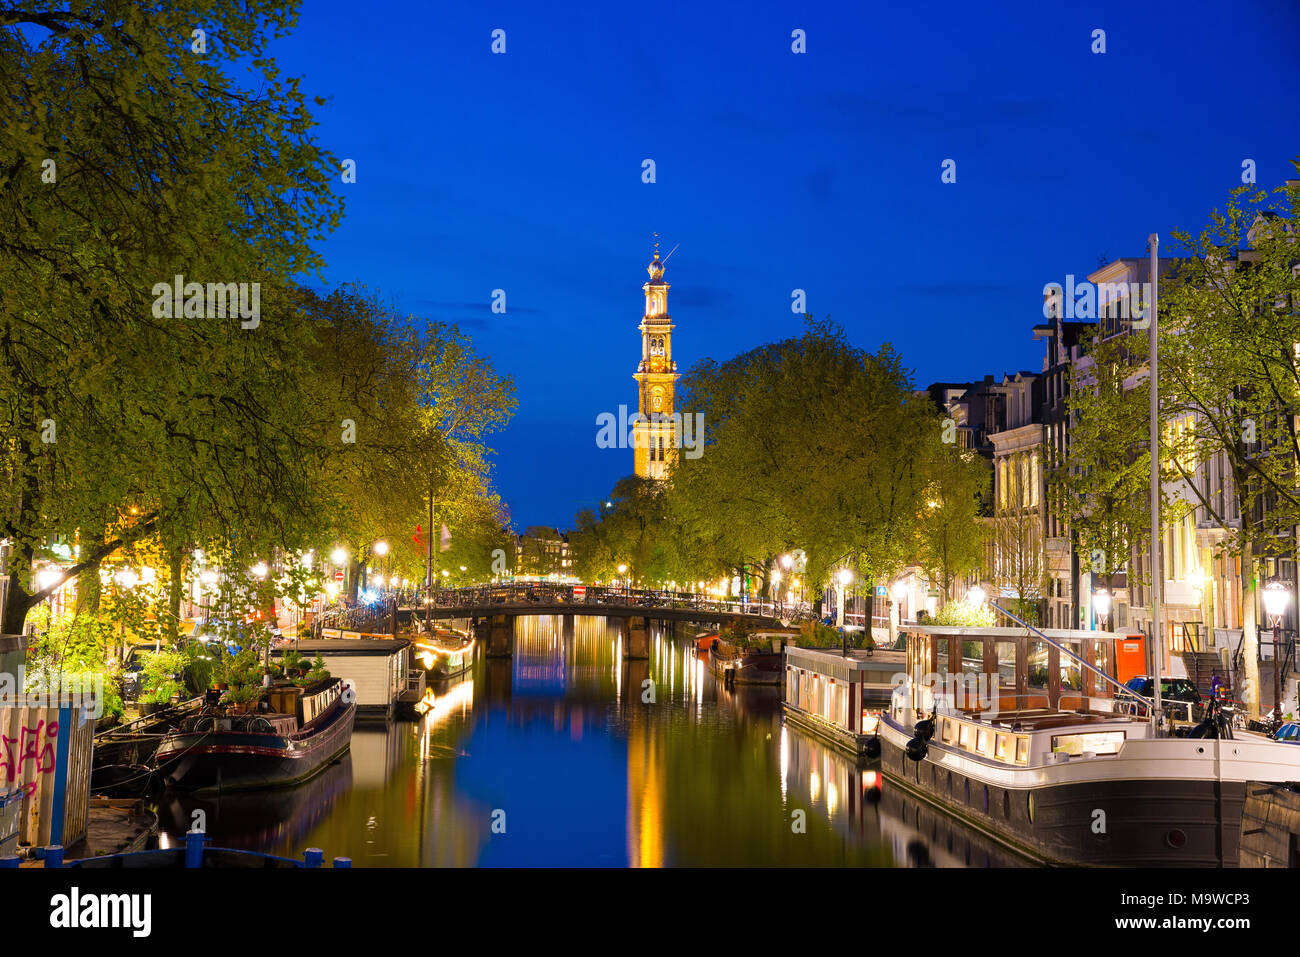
[[158, 616, 1029, 866]]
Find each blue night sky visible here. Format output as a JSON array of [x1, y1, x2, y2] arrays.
[[271, 0, 1300, 530]]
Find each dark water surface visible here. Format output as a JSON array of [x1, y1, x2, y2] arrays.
[[158, 616, 1027, 866]]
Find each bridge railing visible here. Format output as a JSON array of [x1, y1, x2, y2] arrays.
[[398, 583, 813, 621]]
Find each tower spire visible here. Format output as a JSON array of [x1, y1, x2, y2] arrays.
[[633, 241, 679, 480]]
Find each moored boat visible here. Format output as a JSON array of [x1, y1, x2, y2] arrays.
[[880, 619, 1300, 867], [154, 677, 355, 793], [708, 633, 788, 685], [693, 631, 719, 656], [411, 628, 475, 679]]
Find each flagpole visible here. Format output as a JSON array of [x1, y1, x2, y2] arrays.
[[1148, 232, 1163, 735], [426, 482, 433, 633]]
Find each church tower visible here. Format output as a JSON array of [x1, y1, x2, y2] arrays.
[[633, 243, 679, 480]]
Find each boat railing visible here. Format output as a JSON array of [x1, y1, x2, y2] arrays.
[[94, 696, 204, 741], [987, 602, 1158, 714]]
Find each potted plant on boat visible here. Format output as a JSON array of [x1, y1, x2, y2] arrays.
[[139, 647, 186, 715], [225, 682, 265, 715], [297, 654, 330, 688]]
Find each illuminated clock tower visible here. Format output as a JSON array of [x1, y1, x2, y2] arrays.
[[633, 244, 679, 480]]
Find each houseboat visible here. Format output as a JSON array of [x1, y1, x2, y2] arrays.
[[708, 630, 797, 686], [272, 638, 415, 718], [782, 645, 907, 757], [878, 620, 1300, 867], [410, 626, 475, 679], [155, 677, 355, 793]]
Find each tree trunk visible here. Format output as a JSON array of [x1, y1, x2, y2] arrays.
[[167, 543, 184, 643], [1, 568, 29, 635], [74, 565, 101, 616], [1240, 546, 1260, 717], [864, 590, 875, 649]]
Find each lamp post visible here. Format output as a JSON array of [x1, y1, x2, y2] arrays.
[[838, 568, 853, 656], [891, 580, 908, 647], [1263, 577, 1291, 726], [373, 540, 389, 595], [1093, 587, 1112, 631], [618, 564, 628, 597]]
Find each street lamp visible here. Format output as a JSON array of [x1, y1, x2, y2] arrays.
[[1093, 587, 1112, 630], [890, 580, 908, 646], [373, 541, 390, 593], [617, 564, 628, 596], [967, 584, 987, 607], [836, 569, 853, 655], [1263, 578, 1292, 725], [331, 547, 347, 565]]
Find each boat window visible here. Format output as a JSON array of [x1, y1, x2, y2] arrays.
[[1059, 641, 1083, 692], [976, 728, 989, 754], [958, 723, 971, 749], [1092, 641, 1112, 697], [1027, 640, 1049, 691], [941, 718, 955, 744], [994, 733, 1009, 760], [995, 641, 1016, 689], [1015, 736, 1029, 764], [1051, 731, 1125, 756]]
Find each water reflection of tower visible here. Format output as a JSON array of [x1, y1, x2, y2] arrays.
[[624, 656, 664, 867]]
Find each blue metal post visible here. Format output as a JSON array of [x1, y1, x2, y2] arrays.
[[0, 856, 18, 868], [332, 857, 352, 868], [304, 847, 324, 868], [44, 845, 64, 868], [185, 830, 205, 868]]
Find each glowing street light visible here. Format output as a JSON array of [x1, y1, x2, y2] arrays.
[[967, 585, 987, 607], [373, 540, 389, 556], [250, 562, 269, 579], [1093, 587, 1112, 630], [115, 568, 139, 590], [1263, 578, 1291, 627], [331, 547, 347, 565]]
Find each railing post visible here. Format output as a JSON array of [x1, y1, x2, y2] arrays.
[[44, 845, 64, 868], [332, 857, 352, 868], [304, 847, 324, 868]]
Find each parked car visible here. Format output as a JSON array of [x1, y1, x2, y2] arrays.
[[1270, 721, 1300, 742], [119, 644, 150, 700]]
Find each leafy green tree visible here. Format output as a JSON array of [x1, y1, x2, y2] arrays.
[[0, 1, 344, 632], [1053, 325, 1153, 604], [1155, 171, 1300, 713], [914, 445, 990, 605]]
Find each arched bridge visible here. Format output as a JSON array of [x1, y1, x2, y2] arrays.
[[319, 584, 794, 660]]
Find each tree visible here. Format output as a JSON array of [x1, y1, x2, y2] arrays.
[[1155, 171, 1300, 714], [0, 1, 344, 632], [1054, 326, 1152, 603], [915, 446, 990, 606], [668, 317, 932, 635]]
